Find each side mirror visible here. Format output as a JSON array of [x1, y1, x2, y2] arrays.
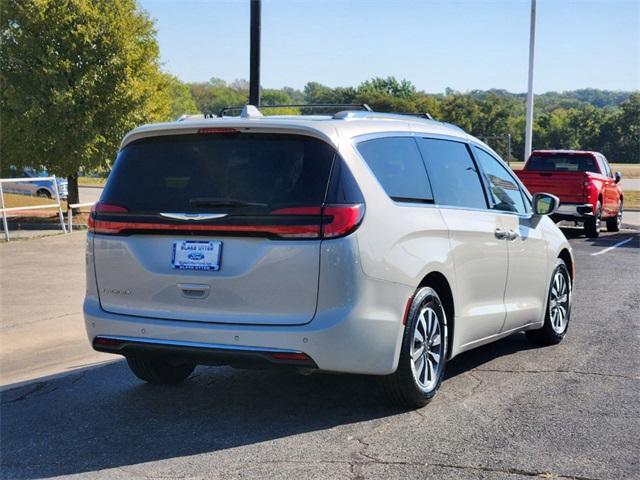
[[532, 193, 559, 216], [614, 172, 622, 184]]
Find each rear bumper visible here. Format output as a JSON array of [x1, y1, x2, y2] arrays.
[[93, 335, 317, 368], [553, 203, 593, 221], [83, 274, 409, 375]]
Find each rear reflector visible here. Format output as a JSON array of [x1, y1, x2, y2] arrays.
[[271, 352, 311, 361], [402, 295, 414, 325], [94, 337, 124, 347]]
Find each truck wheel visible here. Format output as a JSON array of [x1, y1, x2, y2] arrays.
[[584, 201, 601, 238], [126, 356, 195, 384], [382, 287, 448, 408], [606, 200, 622, 232]]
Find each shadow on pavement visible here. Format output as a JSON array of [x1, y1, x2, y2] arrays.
[[1, 333, 542, 479], [560, 227, 639, 249]]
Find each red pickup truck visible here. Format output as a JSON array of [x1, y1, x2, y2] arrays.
[[516, 150, 623, 238]]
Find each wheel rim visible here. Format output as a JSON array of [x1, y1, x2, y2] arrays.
[[410, 306, 443, 392], [549, 270, 570, 334], [617, 203, 623, 228], [595, 208, 601, 231]]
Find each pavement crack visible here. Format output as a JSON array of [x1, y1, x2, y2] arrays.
[[476, 367, 638, 380], [1, 381, 53, 405], [466, 370, 485, 397]]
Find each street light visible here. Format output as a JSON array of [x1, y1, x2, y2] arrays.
[[524, 0, 537, 160], [249, 0, 261, 106]]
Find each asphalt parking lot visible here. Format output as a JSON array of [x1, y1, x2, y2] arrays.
[[1, 228, 639, 480]]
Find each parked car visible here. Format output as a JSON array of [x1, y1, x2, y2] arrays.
[[516, 150, 623, 237], [1, 167, 68, 199], [85, 106, 574, 407]]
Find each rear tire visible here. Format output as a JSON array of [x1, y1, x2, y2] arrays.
[[126, 356, 195, 384], [606, 200, 622, 232], [526, 259, 571, 346], [382, 287, 448, 408], [584, 201, 601, 238]]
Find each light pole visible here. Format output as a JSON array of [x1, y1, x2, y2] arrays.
[[249, 0, 261, 106], [524, 0, 536, 160]]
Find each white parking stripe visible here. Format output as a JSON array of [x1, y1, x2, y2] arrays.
[[591, 237, 633, 256]]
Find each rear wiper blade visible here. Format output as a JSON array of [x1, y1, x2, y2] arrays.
[[189, 197, 268, 208]]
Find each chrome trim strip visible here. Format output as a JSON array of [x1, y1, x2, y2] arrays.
[[96, 335, 303, 354], [159, 213, 228, 221]]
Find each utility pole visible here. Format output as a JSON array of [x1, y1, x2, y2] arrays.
[[249, 0, 261, 106], [524, 0, 536, 160]]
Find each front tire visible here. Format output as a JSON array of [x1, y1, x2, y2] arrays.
[[606, 200, 622, 232], [382, 287, 448, 408], [126, 356, 195, 384], [584, 201, 601, 238], [526, 259, 572, 345]]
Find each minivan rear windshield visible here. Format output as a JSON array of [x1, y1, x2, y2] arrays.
[[527, 155, 599, 173], [102, 133, 336, 214]]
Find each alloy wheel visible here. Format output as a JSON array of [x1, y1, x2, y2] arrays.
[[549, 270, 570, 334], [410, 307, 443, 392]]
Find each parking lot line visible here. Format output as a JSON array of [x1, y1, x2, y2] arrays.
[[590, 237, 633, 256]]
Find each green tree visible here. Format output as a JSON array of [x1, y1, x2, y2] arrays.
[[0, 0, 172, 204], [165, 74, 198, 120]]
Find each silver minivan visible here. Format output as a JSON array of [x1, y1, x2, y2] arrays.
[[85, 107, 573, 407]]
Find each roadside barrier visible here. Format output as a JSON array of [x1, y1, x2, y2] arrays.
[[0, 176, 66, 242]]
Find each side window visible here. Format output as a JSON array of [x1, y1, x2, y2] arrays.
[[417, 138, 487, 209], [472, 146, 526, 214], [356, 137, 433, 202], [599, 155, 612, 177]]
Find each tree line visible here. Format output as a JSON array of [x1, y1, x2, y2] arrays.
[[188, 77, 639, 165], [1, 0, 638, 205]]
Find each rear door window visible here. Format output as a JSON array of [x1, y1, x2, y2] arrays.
[[356, 137, 433, 203], [102, 133, 336, 214], [417, 138, 487, 210], [473, 147, 527, 214]]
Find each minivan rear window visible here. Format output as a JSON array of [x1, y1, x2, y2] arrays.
[[102, 133, 336, 213]]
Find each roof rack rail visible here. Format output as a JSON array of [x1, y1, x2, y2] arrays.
[[395, 112, 434, 120], [218, 103, 372, 117]]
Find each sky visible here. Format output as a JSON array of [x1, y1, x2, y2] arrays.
[[138, 0, 639, 94]]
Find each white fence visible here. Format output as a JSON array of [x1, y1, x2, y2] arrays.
[[67, 202, 95, 232], [0, 176, 66, 241]]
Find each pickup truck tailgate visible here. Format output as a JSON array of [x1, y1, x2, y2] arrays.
[[516, 170, 587, 203]]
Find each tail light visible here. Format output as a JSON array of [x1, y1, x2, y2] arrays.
[[89, 202, 364, 240], [322, 204, 364, 238]]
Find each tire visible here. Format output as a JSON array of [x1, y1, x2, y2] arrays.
[[584, 201, 601, 238], [606, 200, 622, 232], [36, 189, 52, 199], [526, 259, 572, 345], [126, 356, 195, 384], [382, 287, 448, 408]]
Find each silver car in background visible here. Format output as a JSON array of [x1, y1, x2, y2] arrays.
[[85, 106, 573, 407], [2, 167, 68, 199]]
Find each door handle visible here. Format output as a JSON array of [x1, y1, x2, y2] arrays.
[[494, 228, 508, 239], [507, 230, 519, 241]]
